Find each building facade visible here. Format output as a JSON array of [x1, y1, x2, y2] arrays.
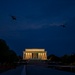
[[23, 49, 47, 60]]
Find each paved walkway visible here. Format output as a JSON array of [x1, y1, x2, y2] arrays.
[[0, 65, 75, 75], [27, 65, 75, 75], [0, 65, 26, 75]]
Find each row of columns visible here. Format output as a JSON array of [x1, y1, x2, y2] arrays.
[[23, 52, 47, 60]]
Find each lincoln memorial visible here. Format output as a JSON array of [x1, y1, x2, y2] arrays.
[[23, 49, 47, 60]]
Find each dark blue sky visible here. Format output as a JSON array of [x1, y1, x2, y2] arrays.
[[0, 0, 75, 56]]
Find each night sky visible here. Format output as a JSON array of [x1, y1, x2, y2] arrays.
[[0, 0, 75, 56]]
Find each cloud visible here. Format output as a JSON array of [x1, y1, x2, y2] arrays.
[[0, 24, 62, 33], [48, 23, 61, 26]]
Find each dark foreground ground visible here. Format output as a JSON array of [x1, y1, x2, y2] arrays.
[[26, 60, 75, 73], [0, 65, 75, 75], [48, 65, 75, 73], [0, 63, 20, 73], [0, 60, 75, 74]]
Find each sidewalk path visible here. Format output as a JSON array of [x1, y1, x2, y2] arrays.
[[27, 65, 75, 75], [0, 65, 26, 75], [0, 65, 75, 75]]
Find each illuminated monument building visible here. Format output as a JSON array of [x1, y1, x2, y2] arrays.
[[23, 49, 47, 60]]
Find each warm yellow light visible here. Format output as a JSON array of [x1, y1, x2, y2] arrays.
[[26, 53, 27, 55], [25, 49, 45, 52], [23, 48, 47, 60]]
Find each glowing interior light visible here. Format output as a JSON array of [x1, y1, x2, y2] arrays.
[[23, 48, 47, 60]]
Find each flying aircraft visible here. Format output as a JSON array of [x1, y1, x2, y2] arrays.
[[11, 16, 16, 20], [60, 24, 66, 28]]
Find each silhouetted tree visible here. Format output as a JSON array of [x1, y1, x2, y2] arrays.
[[0, 39, 18, 63], [48, 54, 61, 62], [4, 50, 18, 63], [18, 56, 22, 61], [61, 54, 69, 64], [61, 54, 75, 64], [0, 39, 9, 51]]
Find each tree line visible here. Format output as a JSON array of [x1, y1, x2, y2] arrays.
[[47, 54, 75, 65], [0, 39, 19, 64]]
